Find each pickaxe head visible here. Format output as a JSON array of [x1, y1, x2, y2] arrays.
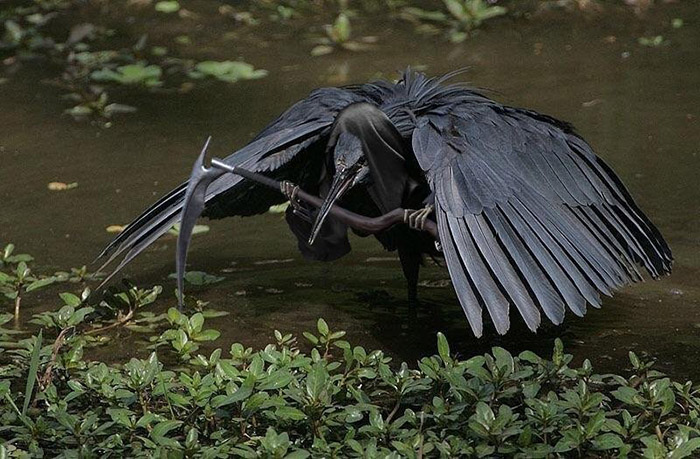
[[176, 137, 225, 308]]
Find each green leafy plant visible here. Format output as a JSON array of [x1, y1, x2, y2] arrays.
[[0, 244, 33, 267], [168, 271, 225, 286], [638, 35, 667, 47], [151, 308, 221, 362], [402, 0, 507, 42], [0, 261, 57, 316], [188, 61, 268, 83], [63, 90, 137, 122], [2, 311, 700, 457], [91, 63, 163, 87], [311, 13, 377, 56], [154, 1, 180, 14]]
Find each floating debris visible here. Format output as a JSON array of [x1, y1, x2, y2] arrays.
[[47, 182, 78, 191], [268, 202, 290, 213], [582, 99, 603, 108], [168, 223, 210, 236], [254, 258, 293, 265], [418, 279, 451, 288], [364, 257, 399, 263]]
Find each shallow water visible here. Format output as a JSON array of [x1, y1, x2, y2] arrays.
[[1, 2, 699, 378]]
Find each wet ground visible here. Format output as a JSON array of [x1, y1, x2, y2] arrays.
[[1, 2, 699, 378]]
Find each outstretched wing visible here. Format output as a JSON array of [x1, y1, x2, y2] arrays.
[[97, 87, 363, 279], [412, 95, 672, 337]]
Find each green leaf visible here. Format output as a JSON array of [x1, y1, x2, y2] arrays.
[[194, 329, 220, 342], [317, 318, 329, 336], [258, 370, 293, 391], [275, 406, 306, 421], [593, 433, 625, 450], [437, 332, 450, 362], [303, 332, 318, 345], [22, 330, 42, 416], [190, 313, 204, 332], [612, 386, 641, 405], [190, 61, 267, 83], [91, 64, 163, 86], [670, 438, 700, 459], [68, 307, 94, 326], [154, 1, 180, 13], [332, 13, 351, 43], [25, 276, 57, 292], [212, 374, 255, 407], [151, 420, 182, 447], [183, 271, 225, 286], [492, 346, 514, 375], [311, 45, 333, 56], [59, 292, 81, 307]]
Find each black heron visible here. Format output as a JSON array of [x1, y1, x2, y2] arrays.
[[98, 69, 672, 337]]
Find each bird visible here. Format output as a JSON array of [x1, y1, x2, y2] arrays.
[[98, 68, 672, 337]]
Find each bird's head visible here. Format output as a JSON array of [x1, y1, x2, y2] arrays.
[[308, 132, 368, 245]]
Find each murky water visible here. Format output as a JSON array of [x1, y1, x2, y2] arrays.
[[1, 3, 699, 378]]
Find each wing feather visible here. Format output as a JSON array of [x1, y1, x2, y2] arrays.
[[483, 207, 565, 324], [409, 80, 670, 334], [497, 204, 588, 317], [439, 207, 511, 334], [436, 209, 484, 336], [465, 213, 541, 331], [98, 87, 363, 276]]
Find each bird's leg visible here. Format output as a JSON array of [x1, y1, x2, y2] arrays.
[[281, 180, 314, 223], [403, 204, 434, 231], [398, 246, 422, 308]]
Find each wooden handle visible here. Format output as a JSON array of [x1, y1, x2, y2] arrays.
[[210, 159, 439, 240]]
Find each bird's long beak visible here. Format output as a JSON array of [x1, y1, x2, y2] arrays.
[[176, 137, 225, 308], [308, 166, 357, 246]]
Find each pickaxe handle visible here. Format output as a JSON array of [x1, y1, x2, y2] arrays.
[[209, 159, 439, 240]]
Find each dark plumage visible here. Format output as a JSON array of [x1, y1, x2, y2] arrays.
[[99, 69, 672, 337]]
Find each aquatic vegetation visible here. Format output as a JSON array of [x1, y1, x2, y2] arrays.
[[0, 244, 33, 267], [0, 8, 60, 55], [91, 63, 164, 87], [168, 271, 226, 286], [1, 244, 699, 456], [62, 88, 137, 124], [1, 0, 682, 128], [2, 300, 700, 456], [188, 60, 268, 83], [0, 261, 57, 317], [0, 244, 99, 318], [638, 35, 667, 47], [154, 0, 181, 14], [151, 308, 222, 362], [311, 13, 377, 56], [402, 0, 507, 42]]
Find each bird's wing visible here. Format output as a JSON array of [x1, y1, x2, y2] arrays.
[[97, 87, 363, 277], [412, 100, 672, 337]]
